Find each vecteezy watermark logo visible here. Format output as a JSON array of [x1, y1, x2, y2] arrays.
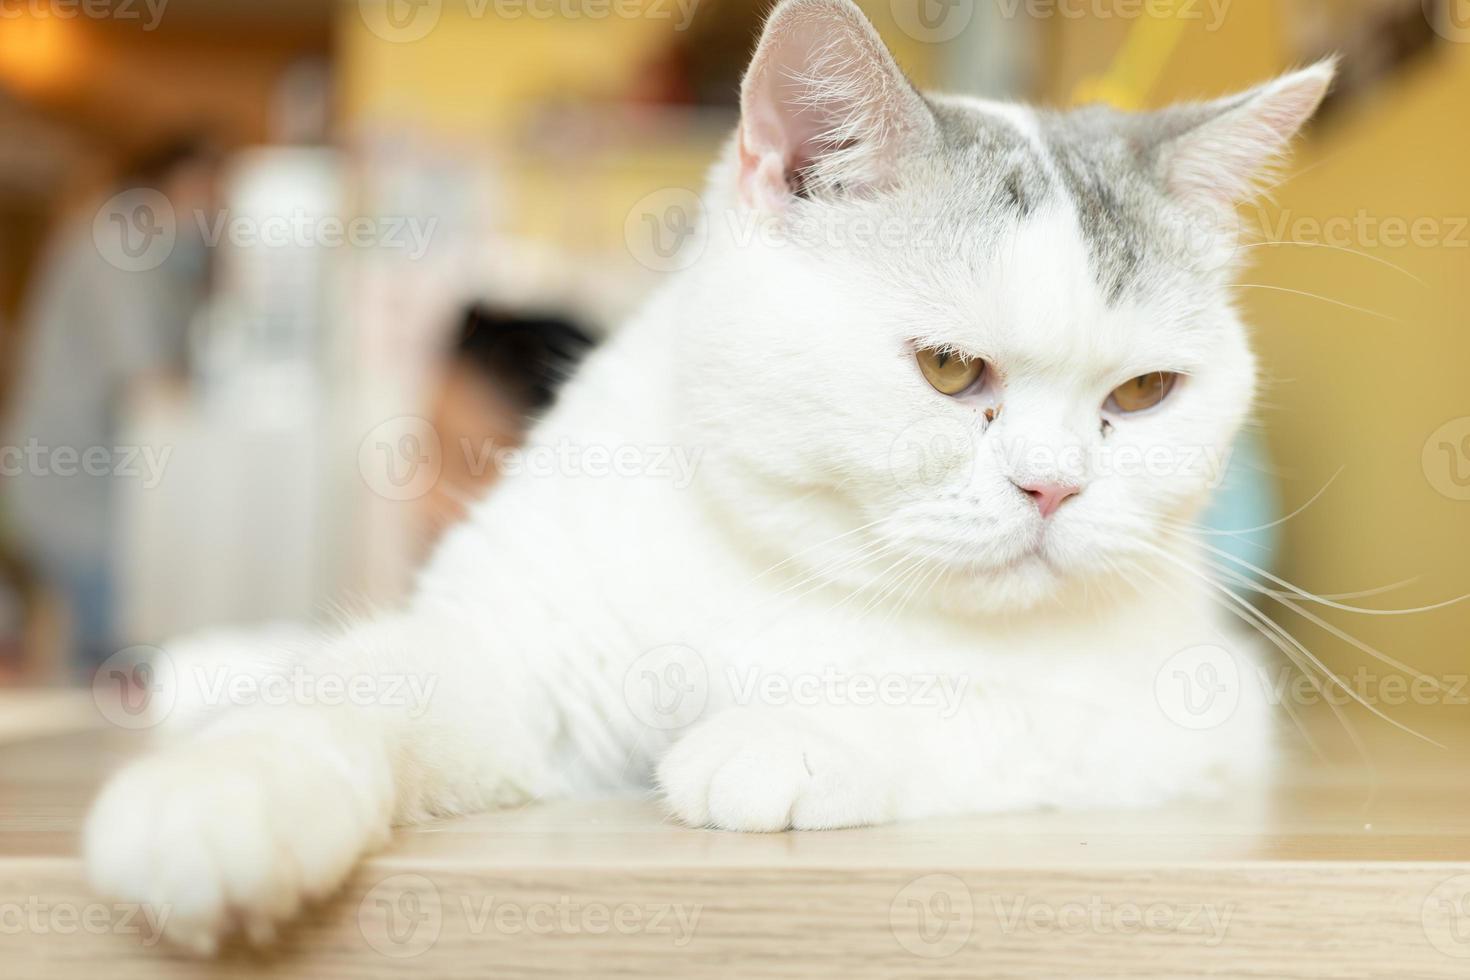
[[94, 197, 437, 270], [888, 414, 976, 500], [357, 880, 701, 954], [992, 895, 1235, 947], [625, 188, 706, 273], [359, 873, 443, 958], [890, 874, 974, 959], [1422, 873, 1470, 959], [890, 0, 974, 43], [1245, 205, 1470, 251], [1163, 197, 1244, 276], [1423, 417, 1470, 501], [994, 0, 1232, 29], [191, 209, 438, 258], [91, 645, 175, 730], [993, 439, 1232, 489], [467, 440, 702, 489], [0, 898, 171, 946], [727, 666, 969, 718], [0, 439, 172, 487], [358, 0, 442, 42], [0, 0, 170, 31], [724, 208, 943, 254], [202, 665, 439, 721], [623, 644, 709, 730], [894, 0, 1233, 42], [1425, 0, 1470, 43], [459, 895, 702, 943], [356, 421, 704, 501], [359, 0, 699, 40], [1259, 666, 1470, 710], [93, 648, 438, 730], [93, 188, 175, 272], [1154, 644, 1240, 730], [358, 416, 443, 502]]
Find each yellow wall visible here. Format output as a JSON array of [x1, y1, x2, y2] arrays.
[[342, 4, 667, 132], [340, 0, 941, 131]]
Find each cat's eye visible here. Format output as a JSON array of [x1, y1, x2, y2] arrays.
[[1106, 372, 1179, 414], [916, 348, 985, 396]]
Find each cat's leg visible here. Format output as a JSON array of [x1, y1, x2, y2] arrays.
[[83, 610, 569, 952]]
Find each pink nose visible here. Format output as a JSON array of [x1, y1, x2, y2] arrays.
[[1016, 481, 1080, 518]]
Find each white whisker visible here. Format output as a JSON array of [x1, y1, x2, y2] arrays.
[[1197, 538, 1470, 618], [1232, 282, 1401, 322], [1236, 241, 1425, 286]]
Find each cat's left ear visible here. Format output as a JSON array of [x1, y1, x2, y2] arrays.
[[737, 0, 936, 212], [1155, 59, 1337, 206]]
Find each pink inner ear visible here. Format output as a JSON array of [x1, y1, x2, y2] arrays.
[[740, 124, 787, 213], [738, 123, 795, 212], [735, 0, 929, 213], [737, 17, 849, 212]]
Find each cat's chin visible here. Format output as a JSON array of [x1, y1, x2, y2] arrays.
[[935, 544, 1143, 617], [925, 548, 1070, 615]]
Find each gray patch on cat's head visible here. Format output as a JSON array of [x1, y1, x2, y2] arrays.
[[887, 96, 1237, 305], [1035, 107, 1155, 303], [1034, 101, 1248, 302], [839, 96, 1059, 282], [825, 92, 1235, 304], [926, 100, 1052, 221]]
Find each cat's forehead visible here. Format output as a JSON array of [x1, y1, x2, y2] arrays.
[[915, 96, 1189, 306], [926, 97, 1054, 222]]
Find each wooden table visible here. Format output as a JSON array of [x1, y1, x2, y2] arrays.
[[3, 724, 1469, 978]]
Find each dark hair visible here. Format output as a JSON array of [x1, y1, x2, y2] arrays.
[[453, 304, 596, 410]]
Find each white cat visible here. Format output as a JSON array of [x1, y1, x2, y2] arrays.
[[84, 0, 1335, 952]]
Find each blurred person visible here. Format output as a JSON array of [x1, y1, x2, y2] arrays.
[[0, 137, 221, 676], [421, 303, 594, 547]]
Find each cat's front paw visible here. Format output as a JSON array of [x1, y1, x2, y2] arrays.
[[657, 711, 893, 832], [84, 726, 391, 953]]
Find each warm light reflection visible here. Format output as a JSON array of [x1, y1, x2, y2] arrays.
[[0, 13, 83, 95]]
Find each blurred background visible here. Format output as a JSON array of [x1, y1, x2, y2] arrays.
[[0, 0, 1466, 753]]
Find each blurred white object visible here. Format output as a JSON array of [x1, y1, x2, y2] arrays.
[[114, 149, 357, 643], [113, 382, 324, 643], [192, 147, 341, 422]]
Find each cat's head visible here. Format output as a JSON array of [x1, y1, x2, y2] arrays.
[[677, 0, 1333, 615]]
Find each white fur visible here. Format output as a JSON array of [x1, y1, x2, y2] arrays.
[[84, 0, 1330, 951]]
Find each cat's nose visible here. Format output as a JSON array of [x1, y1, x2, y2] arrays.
[[1014, 480, 1081, 519]]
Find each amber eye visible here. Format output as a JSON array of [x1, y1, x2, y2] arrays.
[[916, 348, 985, 396], [1107, 372, 1179, 414]]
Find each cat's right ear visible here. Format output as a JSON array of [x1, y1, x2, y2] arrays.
[[1154, 60, 1337, 208], [737, 0, 935, 212]]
